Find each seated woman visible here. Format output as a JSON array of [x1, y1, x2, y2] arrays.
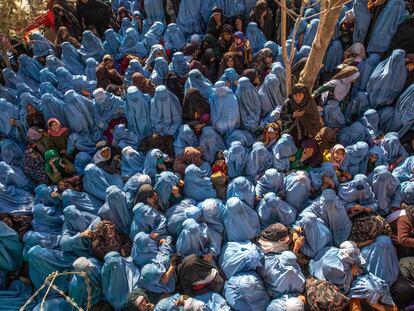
[[281, 83, 321, 144], [245, 142, 274, 182], [184, 164, 216, 203], [44, 149, 75, 184], [381, 132, 408, 171], [309, 162, 338, 192], [224, 141, 247, 180], [255, 168, 285, 200], [153, 171, 182, 212], [93, 143, 121, 175], [257, 192, 296, 228], [120, 146, 145, 181], [219, 67, 240, 93], [272, 133, 298, 173], [182, 88, 210, 134], [284, 171, 312, 212], [83, 163, 124, 201], [101, 251, 140, 310], [388, 205, 414, 258], [143, 149, 170, 182], [165, 199, 201, 239], [45, 118, 70, 155], [227, 176, 255, 207], [131, 232, 173, 268], [340, 141, 369, 181], [261, 122, 281, 150]]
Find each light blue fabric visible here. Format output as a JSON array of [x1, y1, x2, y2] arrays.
[[361, 235, 399, 286], [0, 183, 33, 214], [210, 81, 240, 136], [125, 86, 152, 139], [59, 205, 97, 255], [367, 49, 407, 109], [338, 174, 378, 213], [144, 0, 165, 24], [154, 171, 180, 212], [219, 68, 240, 93], [217, 0, 245, 17], [381, 132, 408, 164], [93, 91, 125, 131], [338, 121, 367, 147], [173, 125, 198, 156], [103, 29, 123, 59], [255, 168, 285, 198], [0, 85, 17, 105], [61, 42, 85, 75], [299, 212, 332, 258], [0, 279, 35, 310], [324, 100, 346, 129], [119, 28, 148, 57], [349, 273, 394, 305], [177, 218, 212, 257], [367, 0, 408, 53], [112, 124, 140, 149], [199, 126, 226, 164], [264, 41, 280, 61], [130, 202, 167, 239], [150, 57, 169, 85], [69, 257, 103, 308], [39, 68, 57, 86], [220, 241, 264, 279], [360, 109, 382, 144], [40, 82, 64, 99], [302, 189, 351, 246], [2, 68, 25, 92], [32, 31, 55, 58], [64, 90, 95, 133], [392, 156, 414, 182], [323, 40, 344, 73], [259, 74, 284, 116], [122, 173, 151, 206], [25, 245, 77, 290], [150, 85, 182, 136], [0, 221, 23, 272], [309, 162, 338, 191], [284, 171, 311, 212], [224, 272, 269, 311], [61, 188, 103, 214], [120, 17, 135, 38], [353, 0, 370, 43], [164, 23, 186, 51], [84, 57, 98, 82], [45, 55, 64, 74], [101, 252, 140, 310], [223, 197, 260, 242], [246, 22, 267, 55], [235, 77, 261, 132], [184, 69, 213, 100], [41, 93, 68, 127], [165, 199, 201, 238], [131, 232, 167, 267], [227, 176, 254, 207], [98, 185, 131, 234], [184, 164, 216, 202], [176, 0, 203, 36], [139, 245, 176, 294], [32, 297, 76, 311], [34, 184, 59, 207], [124, 60, 147, 86], [369, 165, 401, 215], [0, 139, 24, 167], [0, 100, 21, 141], [352, 54, 381, 97], [396, 84, 414, 136], [145, 44, 166, 67], [31, 203, 64, 235], [169, 52, 189, 77], [195, 292, 230, 311], [17, 54, 42, 84], [83, 163, 124, 201], [224, 129, 256, 149], [143, 149, 168, 182], [120, 146, 145, 179], [78, 30, 105, 62], [309, 243, 362, 293], [400, 181, 414, 204], [56, 67, 77, 94], [257, 192, 296, 228], [245, 142, 274, 182], [0, 162, 33, 192], [341, 141, 369, 176], [272, 134, 297, 172], [260, 251, 305, 298], [302, 19, 319, 46], [368, 145, 388, 169], [224, 141, 247, 179]]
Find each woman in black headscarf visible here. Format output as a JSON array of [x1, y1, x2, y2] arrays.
[[201, 48, 220, 83], [207, 7, 224, 39], [53, 0, 83, 40], [281, 83, 321, 143], [182, 88, 210, 126]]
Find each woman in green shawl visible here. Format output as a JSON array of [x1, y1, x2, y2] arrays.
[[44, 149, 75, 184]]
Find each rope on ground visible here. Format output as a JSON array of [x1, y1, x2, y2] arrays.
[[19, 271, 92, 311]]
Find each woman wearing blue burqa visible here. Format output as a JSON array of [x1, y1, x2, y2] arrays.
[[83, 163, 124, 201], [150, 85, 182, 136], [184, 69, 214, 100], [209, 81, 240, 136], [176, 0, 203, 37], [125, 86, 152, 140], [184, 164, 216, 202], [235, 77, 261, 132], [257, 192, 297, 228]]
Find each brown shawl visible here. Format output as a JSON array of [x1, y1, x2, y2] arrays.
[[173, 147, 203, 177], [315, 127, 337, 153], [132, 72, 156, 96], [182, 88, 210, 123]]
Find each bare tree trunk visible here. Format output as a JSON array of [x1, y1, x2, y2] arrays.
[[299, 0, 346, 89], [280, 0, 292, 96]]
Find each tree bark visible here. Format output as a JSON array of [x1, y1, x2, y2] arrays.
[[280, 0, 292, 96], [299, 0, 346, 89]]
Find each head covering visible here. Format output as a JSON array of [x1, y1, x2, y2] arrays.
[[47, 117, 69, 137], [257, 193, 296, 228], [31, 31, 55, 59], [199, 126, 226, 164], [272, 133, 297, 172], [164, 23, 186, 51], [235, 77, 261, 132], [78, 30, 105, 62], [245, 22, 266, 54], [340, 141, 369, 176], [60, 42, 85, 75], [338, 174, 378, 212], [184, 69, 214, 100], [103, 29, 123, 59], [169, 52, 190, 77], [259, 74, 284, 116], [224, 141, 247, 179], [245, 142, 274, 182], [284, 171, 311, 212], [150, 57, 169, 86], [184, 165, 217, 202], [227, 176, 255, 207], [119, 28, 148, 57]]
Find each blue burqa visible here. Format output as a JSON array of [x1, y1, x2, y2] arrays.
[[324, 100, 346, 129], [284, 171, 312, 212], [31, 31, 55, 58], [112, 124, 140, 149], [361, 235, 399, 286], [219, 68, 240, 93], [101, 252, 140, 310], [144, 0, 165, 24], [255, 168, 285, 198], [184, 164, 216, 202], [61, 188, 104, 214], [40, 82, 64, 99], [119, 28, 148, 57], [352, 54, 381, 97], [39, 68, 57, 86], [165, 199, 201, 239], [164, 23, 186, 51], [83, 163, 124, 201], [199, 198, 225, 256], [353, 0, 370, 43], [150, 57, 169, 86], [259, 74, 284, 116], [154, 171, 180, 212], [64, 90, 95, 133], [309, 162, 338, 191], [131, 232, 169, 267], [142, 149, 168, 182], [17, 54, 42, 84], [150, 85, 182, 136], [272, 134, 297, 172], [223, 197, 260, 242], [341, 141, 369, 176], [381, 132, 408, 164], [299, 212, 332, 258], [125, 86, 152, 139], [61, 42, 85, 75], [130, 203, 167, 239], [392, 156, 414, 182], [169, 52, 189, 77], [41, 93, 68, 127], [245, 142, 274, 182], [176, 0, 203, 36], [367, 49, 407, 109], [120, 146, 145, 179], [219, 241, 264, 279], [173, 125, 198, 156], [224, 141, 247, 179], [124, 60, 148, 85], [184, 69, 214, 100], [103, 29, 123, 59], [235, 77, 261, 132], [257, 192, 296, 227], [209, 81, 240, 136], [176, 218, 212, 257], [227, 176, 255, 207], [0, 221, 23, 272], [302, 19, 319, 46], [78, 30, 105, 62], [85, 57, 98, 82], [367, 0, 408, 53], [92, 89, 125, 131], [199, 126, 226, 164], [246, 22, 267, 55]]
